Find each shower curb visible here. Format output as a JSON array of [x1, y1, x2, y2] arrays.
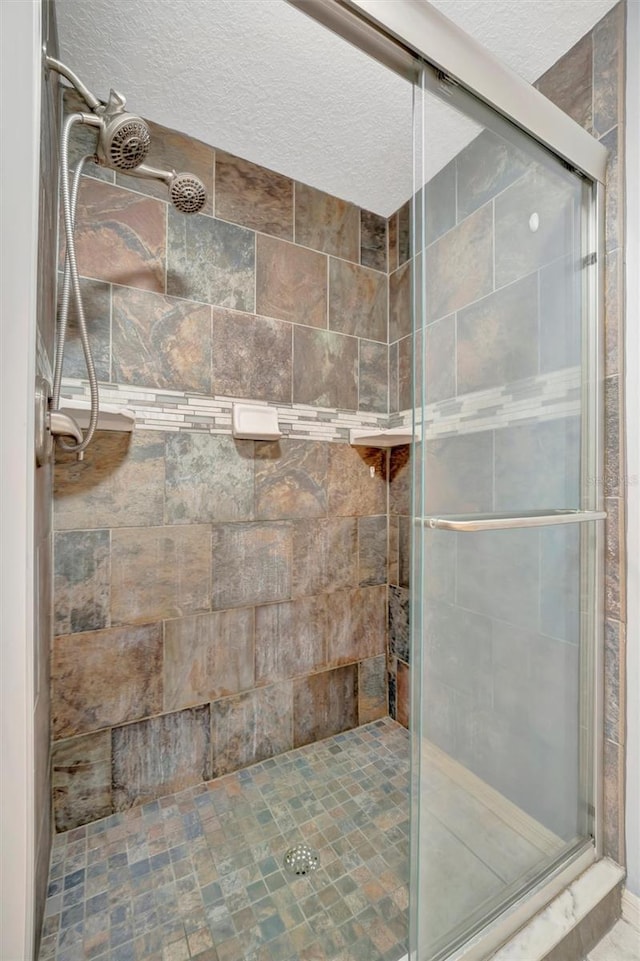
[[491, 858, 624, 961], [398, 858, 624, 961]]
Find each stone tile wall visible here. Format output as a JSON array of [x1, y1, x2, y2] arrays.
[[53, 105, 396, 831], [534, 0, 627, 866], [52, 431, 389, 830]]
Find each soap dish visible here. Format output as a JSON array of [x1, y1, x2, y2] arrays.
[[232, 403, 282, 441]]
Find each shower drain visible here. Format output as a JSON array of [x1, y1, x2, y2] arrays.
[[283, 843, 319, 877]]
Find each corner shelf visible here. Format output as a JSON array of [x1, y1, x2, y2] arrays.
[[59, 398, 135, 433], [349, 427, 414, 448]]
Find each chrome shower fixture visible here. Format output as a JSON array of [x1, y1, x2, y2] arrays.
[[124, 163, 207, 214], [46, 57, 151, 171], [45, 56, 207, 213]]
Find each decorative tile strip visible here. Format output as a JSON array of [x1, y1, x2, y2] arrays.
[[60, 378, 389, 442], [389, 366, 581, 438]]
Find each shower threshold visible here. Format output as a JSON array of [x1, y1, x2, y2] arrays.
[[39, 718, 410, 961]]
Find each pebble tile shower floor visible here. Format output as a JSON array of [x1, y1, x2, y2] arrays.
[[39, 719, 410, 961]]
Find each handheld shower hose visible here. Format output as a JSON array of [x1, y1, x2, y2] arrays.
[[47, 57, 207, 458]]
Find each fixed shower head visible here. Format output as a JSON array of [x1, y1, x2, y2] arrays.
[[169, 173, 207, 214], [94, 90, 151, 171], [97, 112, 151, 170]]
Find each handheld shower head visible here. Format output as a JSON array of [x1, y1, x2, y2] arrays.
[[121, 162, 207, 214], [169, 173, 207, 214], [94, 90, 151, 171]]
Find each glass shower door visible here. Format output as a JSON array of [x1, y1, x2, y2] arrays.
[[411, 67, 603, 960]]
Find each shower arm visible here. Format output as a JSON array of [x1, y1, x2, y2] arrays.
[[45, 56, 102, 112], [119, 162, 175, 186]]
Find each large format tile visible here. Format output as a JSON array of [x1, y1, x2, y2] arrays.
[[329, 258, 387, 342], [215, 150, 293, 238], [359, 340, 389, 414], [327, 444, 386, 516], [291, 517, 357, 597], [292, 665, 358, 747], [255, 233, 327, 328], [396, 660, 410, 729], [422, 596, 492, 700], [425, 779, 546, 884], [294, 182, 359, 261], [165, 432, 254, 524], [536, 32, 593, 132], [495, 166, 577, 287], [254, 438, 328, 520], [494, 416, 580, 513], [602, 125, 622, 254], [539, 255, 581, 373], [54, 529, 110, 636], [112, 286, 212, 393], [211, 306, 292, 403], [210, 683, 293, 777], [292, 327, 358, 410], [60, 277, 111, 382], [423, 160, 456, 246], [358, 514, 387, 587], [211, 522, 292, 609], [112, 706, 212, 809], [73, 178, 166, 292], [593, 4, 625, 140], [51, 731, 112, 832], [389, 261, 411, 344], [117, 119, 215, 216], [455, 130, 527, 222], [424, 431, 493, 514], [111, 525, 212, 624], [457, 273, 539, 394], [425, 315, 455, 404], [389, 586, 410, 664], [456, 528, 540, 630], [358, 655, 387, 723], [52, 624, 163, 739], [360, 209, 387, 272], [426, 203, 493, 322], [164, 608, 255, 711], [389, 445, 411, 517], [54, 430, 165, 531], [419, 808, 504, 954], [255, 596, 328, 683], [326, 585, 387, 666], [167, 208, 255, 310]]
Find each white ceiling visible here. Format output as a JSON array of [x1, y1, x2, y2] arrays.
[[55, 0, 617, 216]]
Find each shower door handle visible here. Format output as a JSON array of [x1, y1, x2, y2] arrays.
[[424, 509, 606, 532]]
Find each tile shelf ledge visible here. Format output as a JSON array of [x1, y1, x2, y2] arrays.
[[349, 426, 415, 447], [59, 397, 135, 433]]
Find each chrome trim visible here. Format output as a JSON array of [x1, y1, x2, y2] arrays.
[[425, 510, 607, 532], [592, 180, 607, 859], [287, 0, 608, 184]]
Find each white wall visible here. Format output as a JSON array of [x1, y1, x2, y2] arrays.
[[0, 1, 41, 957], [625, 0, 640, 900]]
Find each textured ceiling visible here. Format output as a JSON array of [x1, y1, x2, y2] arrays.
[[55, 0, 617, 216]]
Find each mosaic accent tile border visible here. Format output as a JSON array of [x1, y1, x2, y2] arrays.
[[389, 365, 581, 439], [60, 379, 389, 443], [61, 366, 580, 445]]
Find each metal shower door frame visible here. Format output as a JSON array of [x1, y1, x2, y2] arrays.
[[286, 2, 607, 958]]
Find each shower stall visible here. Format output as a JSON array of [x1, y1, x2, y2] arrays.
[[4, 0, 626, 960]]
